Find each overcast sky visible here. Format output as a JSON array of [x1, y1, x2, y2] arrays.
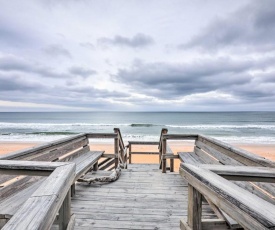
[[0, 0, 275, 111]]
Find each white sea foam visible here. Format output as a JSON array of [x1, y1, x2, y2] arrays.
[[166, 124, 275, 130], [0, 133, 275, 144], [1, 122, 275, 130]]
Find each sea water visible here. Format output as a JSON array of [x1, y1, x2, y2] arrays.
[[0, 112, 275, 143]]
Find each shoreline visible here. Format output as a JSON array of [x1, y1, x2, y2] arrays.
[[1, 141, 275, 172], [1, 140, 275, 159]]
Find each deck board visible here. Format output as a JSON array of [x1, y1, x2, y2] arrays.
[[72, 164, 216, 229]]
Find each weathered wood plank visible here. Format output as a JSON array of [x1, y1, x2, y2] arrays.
[[0, 160, 69, 172], [70, 151, 103, 180], [187, 185, 202, 229], [0, 179, 46, 217], [3, 163, 76, 230], [58, 146, 90, 162], [71, 164, 204, 230], [198, 135, 275, 167], [0, 176, 41, 201], [24, 137, 89, 162], [162, 131, 167, 173], [130, 152, 159, 155], [200, 164, 275, 182], [180, 163, 275, 229], [194, 147, 219, 165], [163, 134, 198, 140], [86, 133, 117, 138], [66, 214, 75, 230], [98, 158, 115, 171], [0, 134, 86, 160], [194, 140, 275, 204], [102, 153, 116, 158], [59, 190, 71, 229], [195, 140, 243, 166], [128, 141, 159, 145], [178, 152, 205, 164]]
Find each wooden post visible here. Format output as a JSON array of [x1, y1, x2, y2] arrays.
[[120, 146, 124, 167], [170, 159, 174, 172], [129, 144, 132, 164], [187, 185, 202, 230], [70, 183, 75, 197], [124, 147, 128, 169], [161, 129, 168, 173], [59, 190, 71, 230], [93, 161, 98, 171], [114, 130, 119, 168]]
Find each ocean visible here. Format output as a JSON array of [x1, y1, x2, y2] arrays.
[[0, 112, 275, 144]]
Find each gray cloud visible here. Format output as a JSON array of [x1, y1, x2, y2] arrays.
[[179, 1, 275, 52], [0, 74, 41, 91], [115, 56, 275, 100], [0, 21, 37, 48], [0, 0, 275, 111], [44, 44, 72, 58], [0, 54, 129, 109], [0, 73, 130, 109], [69, 66, 97, 78], [0, 56, 70, 79], [98, 33, 154, 48]]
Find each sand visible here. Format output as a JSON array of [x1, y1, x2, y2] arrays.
[[1, 140, 275, 172]]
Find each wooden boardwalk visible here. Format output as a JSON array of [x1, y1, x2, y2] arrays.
[[72, 164, 215, 230]]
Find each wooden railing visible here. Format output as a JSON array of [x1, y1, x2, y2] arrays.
[[197, 134, 275, 167], [0, 160, 76, 230], [114, 128, 128, 169], [127, 128, 179, 172], [179, 163, 275, 230], [160, 131, 198, 173], [86, 128, 128, 170], [128, 141, 159, 164]]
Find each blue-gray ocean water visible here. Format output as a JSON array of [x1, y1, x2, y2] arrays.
[[0, 112, 275, 143]]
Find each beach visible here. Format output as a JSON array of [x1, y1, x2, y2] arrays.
[[1, 141, 275, 172]]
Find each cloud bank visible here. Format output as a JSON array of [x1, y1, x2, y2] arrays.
[[0, 0, 274, 111]]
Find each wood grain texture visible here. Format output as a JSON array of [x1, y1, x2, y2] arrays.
[[128, 141, 159, 145], [70, 151, 103, 180], [180, 163, 275, 229], [86, 133, 117, 138], [2, 163, 75, 230], [198, 135, 275, 167], [72, 164, 216, 230], [199, 164, 275, 182], [187, 185, 202, 229], [163, 134, 198, 140], [0, 134, 86, 160]]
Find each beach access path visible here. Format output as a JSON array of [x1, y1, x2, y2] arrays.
[[71, 163, 216, 230]]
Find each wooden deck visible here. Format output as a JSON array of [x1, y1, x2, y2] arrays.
[[71, 164, 215, 230]]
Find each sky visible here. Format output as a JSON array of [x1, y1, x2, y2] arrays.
[[0, 0, 275, 111]]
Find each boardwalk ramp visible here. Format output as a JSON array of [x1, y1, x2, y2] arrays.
[[72, 164, 215, 230]]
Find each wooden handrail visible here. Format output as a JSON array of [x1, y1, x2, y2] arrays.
[[162, 134, 198, 140], [113, 128, 128, 168], [86, 133, 117, 138], [1, 161, 75, 230], [158, 128, 168, 150], [180, 163, 275, 229], [198, 134, 275, 167], [114, 128, 125, 149], [199, 165, 275, 182], [128, 141, 159, 145], [0, 134, 87, 160]]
